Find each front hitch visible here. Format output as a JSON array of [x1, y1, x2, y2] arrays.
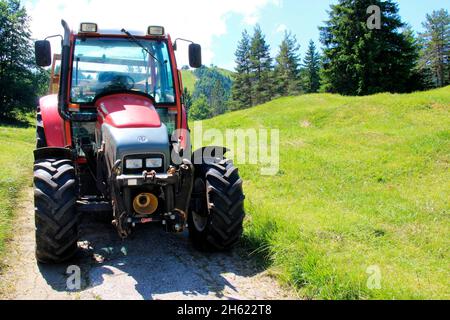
[[165, 159, 194, 233], [110, 159, 194, 236]]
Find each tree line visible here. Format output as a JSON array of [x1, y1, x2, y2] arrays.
[[187, 28, 324, 120], [231, 26, 323, 110], [0, 0, 48, 119], [1, 0, 448, 121], [231, 0, 449, 111]]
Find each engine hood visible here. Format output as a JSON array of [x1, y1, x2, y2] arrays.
[[96, 93, 161, 129]]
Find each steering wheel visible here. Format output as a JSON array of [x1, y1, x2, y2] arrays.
[[111, 75, 135, 90]]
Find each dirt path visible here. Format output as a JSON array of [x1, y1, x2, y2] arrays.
[[0, 188, 295, 300]]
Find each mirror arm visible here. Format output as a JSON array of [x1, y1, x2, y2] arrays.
[[44, 34, 63, 42], [173, 38, 194, 51]]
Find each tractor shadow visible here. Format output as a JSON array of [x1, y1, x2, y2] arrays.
[[38, 213, 263, 300]]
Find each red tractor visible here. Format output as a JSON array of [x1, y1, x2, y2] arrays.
[[33, 20, 245, 263]]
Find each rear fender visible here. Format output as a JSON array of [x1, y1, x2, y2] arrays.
[[39, 94, 68, 147]]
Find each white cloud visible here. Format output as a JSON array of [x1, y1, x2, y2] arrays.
[[24, 0, 280, 67]]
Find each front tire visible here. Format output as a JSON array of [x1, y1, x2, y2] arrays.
[[34, 158, 79, 263], [189, 159, 245, 251]]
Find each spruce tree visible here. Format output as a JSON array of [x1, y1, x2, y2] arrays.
[[274, 31, 302, 97], [232, 30, 252, 109], [302, 40, 321, 93], [250, 25, 273, 105], [320, 0, 421, 95], [419, 9, 450, 88]]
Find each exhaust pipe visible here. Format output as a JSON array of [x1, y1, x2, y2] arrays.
[[133, 193, 158, 215]]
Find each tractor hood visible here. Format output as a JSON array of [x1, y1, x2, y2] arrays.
[[96, 93, 170, 173], [96, 93, 161, 129]]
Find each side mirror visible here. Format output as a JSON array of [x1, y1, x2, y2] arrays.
[[189, 43, 202, 68], [35, 40, 52, 67]]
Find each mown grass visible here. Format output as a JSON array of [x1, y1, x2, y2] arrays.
[[0, 120, 34, 265], [196, 87, 450, 299]]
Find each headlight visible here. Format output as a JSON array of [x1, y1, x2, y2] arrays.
[[146, 158, 163, 168], [126, 159, 143, 169]]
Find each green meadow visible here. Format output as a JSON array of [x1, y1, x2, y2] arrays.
[[0, 87, 448, 299], [196, 87, 450, 299]]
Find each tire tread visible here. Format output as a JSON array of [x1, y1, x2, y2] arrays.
[[34, 158, 79, 263]]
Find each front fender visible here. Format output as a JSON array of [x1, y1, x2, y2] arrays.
[[39, 94, 67, 147]]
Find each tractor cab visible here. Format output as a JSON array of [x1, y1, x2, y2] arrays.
[[35, 21, 201, 133]]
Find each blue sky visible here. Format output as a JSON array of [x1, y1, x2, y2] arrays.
[[211, 0, 449, 70], [25, 0, 449, 71]]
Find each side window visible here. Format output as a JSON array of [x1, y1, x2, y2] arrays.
[[162, 45, 173, 91], [155, 42, 174, 103]]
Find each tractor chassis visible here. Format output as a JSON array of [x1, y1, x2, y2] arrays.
[[36, 147, 194, 239], [109, 159, 194, 238]]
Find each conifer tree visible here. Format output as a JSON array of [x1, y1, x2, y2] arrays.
[[320, 0, 421, 95], [232, 30, 253, 109], [302, 40, 321, 93], [419, 9, 450, 88], [274, 31, 302, 97], [250, 25, 273, 105]]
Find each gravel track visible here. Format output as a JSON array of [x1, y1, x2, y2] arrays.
[[0, 188, 295, 300]]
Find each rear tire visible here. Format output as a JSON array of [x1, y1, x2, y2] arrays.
[[189, 159, 245, 251], [34, 158, 79, 263]]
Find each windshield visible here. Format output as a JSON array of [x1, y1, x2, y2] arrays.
[[70, 37, 175, 104]]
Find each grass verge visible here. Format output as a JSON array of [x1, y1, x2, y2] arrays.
[[0, 120, 34, 267]]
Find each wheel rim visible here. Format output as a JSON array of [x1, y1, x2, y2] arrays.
[[192, 178, 208, 232]]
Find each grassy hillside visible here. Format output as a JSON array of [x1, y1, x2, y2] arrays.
[[181, 68, 234, 92], [0, 122, 34, 264], [196, 87, 450, 299], [181, 69, 197, 92]]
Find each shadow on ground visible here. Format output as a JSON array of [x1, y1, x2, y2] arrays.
[[37, 213, 265, 300]]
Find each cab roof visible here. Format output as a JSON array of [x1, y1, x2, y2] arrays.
[[75, 28, 168, 39]]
